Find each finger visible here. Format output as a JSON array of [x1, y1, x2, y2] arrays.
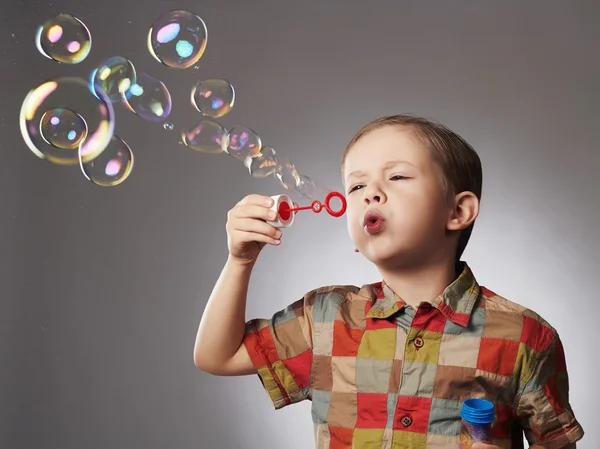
[[238, 231, 281, 246], [231, 204, 277, 221], [471, 444, 498, 449], [231, 217, 282, 239], [237, 194, 274, 207]]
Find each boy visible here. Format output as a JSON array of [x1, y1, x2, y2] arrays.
[[194, 115, 584, 448]]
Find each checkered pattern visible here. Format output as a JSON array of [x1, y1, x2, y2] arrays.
[[243, 263, 584, 448]]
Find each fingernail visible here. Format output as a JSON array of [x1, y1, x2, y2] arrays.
[[265, 198, 273, 206], [268, 211, 277, 220], [275, 230, 282, 238]]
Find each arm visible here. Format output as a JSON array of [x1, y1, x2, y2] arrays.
[[193, 256, 256, 376], [193, 194, 283, 376]]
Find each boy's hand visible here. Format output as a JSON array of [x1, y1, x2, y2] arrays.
[[225, 194, 284, 264]]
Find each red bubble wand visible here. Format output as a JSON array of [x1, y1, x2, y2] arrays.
[[281, 191, 346, 219]]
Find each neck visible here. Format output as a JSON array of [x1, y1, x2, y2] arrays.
[[378, 257, 458, 310]]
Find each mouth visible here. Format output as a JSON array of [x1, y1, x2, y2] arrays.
[[363, 210, 386, 235]]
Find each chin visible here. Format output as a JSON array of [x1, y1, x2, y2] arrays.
[[362, 246, 404, 266]]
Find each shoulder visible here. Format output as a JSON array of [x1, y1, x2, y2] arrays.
[[479, 286, 557, 353], [303, 283, 374, 304]]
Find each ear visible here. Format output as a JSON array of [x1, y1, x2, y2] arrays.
[[446, 191, 479, 232]]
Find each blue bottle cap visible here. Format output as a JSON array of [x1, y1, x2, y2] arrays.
[[460, 398, 495, 424]]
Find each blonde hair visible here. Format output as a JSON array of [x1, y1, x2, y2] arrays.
[[342, 114, 483, 261]]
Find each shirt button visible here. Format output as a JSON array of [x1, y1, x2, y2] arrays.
[[401, 415, 412, 427], [414, 337, 424, 349]]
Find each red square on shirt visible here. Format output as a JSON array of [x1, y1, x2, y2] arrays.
[[392, 396, 432, 434], [329, 426, 354, 449], [521, 315, 554, 352], [476, 338, 519, 377], [245, 324, 279, 367], [332, 320, 364, 357], [411, 307, 447, 333], [356, 393, 388, 428]]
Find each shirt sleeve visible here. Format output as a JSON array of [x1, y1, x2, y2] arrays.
[[516, 333, 584, 448], [242, 291, 315, 410]]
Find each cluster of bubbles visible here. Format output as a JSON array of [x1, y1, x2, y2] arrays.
[[19, 9, 323, 198]]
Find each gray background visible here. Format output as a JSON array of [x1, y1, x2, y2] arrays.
[[1, 0, 598, 448]]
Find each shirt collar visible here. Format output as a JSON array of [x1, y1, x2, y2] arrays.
[[365, 261, 480, 327]]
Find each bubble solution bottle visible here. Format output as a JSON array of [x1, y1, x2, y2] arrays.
[[459, 398, 495, 449]]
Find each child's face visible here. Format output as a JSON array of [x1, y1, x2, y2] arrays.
[[343, 125, 453, 268]]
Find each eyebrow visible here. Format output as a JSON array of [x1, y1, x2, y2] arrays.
[[345, 160, 417, 180]]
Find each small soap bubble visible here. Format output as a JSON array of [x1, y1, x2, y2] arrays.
[[225, 125, 261, 161], [122, 72, 172, 122], [35, 14, 91, 64], [191, 79, 235, 118], [244, 146, 278, 178], [296, 175, 318, 199], [148, 10, 207, 69], [275, 158, 301, 190], [164, 122, 174, 130], [40, 107, 88, 150], [19, 77, 114, 165], [181, 119, 228, 154], [90, 56, 137, 103], [80, 135, 134, 186]]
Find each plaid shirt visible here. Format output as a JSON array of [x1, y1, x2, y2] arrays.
[[243, 262, 584, 448]]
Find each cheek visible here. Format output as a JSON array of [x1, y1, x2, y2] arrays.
[[345, 209, 362, 236]]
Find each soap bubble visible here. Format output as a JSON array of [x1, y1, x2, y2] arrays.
[[122, 72, 172, 122], [225, 125, 261, 161], [181, 119, 228, 154], [148, 10, 207, 69], [163, 122, 174, 130], [275, 158, 301, 190], [80, 135, 134, 186], [245, 146, 278, 178], [90, 56, 137, 103], [19, 77, 114, 165], [191, 79, 235, 118], [35, 14, 91, 64], [39, 107, 88, 150], [296, 175, 318, 199]]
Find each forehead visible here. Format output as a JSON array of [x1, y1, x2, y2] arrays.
[[343, 126, 431, 177]]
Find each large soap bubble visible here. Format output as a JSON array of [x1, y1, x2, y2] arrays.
[[19, 77, 114, 165]]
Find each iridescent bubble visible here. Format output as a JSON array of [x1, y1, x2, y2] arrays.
[[80, 135, 134, 186], [244, 146, 278, 178], [122, 72, 172, 122], [296, 175, 318, 199], [148, 10, 208, 69], [191, 79, 235, 118], [225, 125, 261, 161], [19, 77, 114, 165], [163, 122, 174, 130], [275, 158, 301, 190], [90, 56, 137, 103], [39, 107, 88, 150], [181, 119, 228, 154], [35, 14, 91, 64]]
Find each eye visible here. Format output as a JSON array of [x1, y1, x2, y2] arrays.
[[348, 184, 364, 193], [390, 175, 408, 181]]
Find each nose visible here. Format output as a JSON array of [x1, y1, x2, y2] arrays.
[[363, 184, 386, 205]]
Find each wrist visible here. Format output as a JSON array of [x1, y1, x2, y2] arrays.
[[226, 254, 257, 271]]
